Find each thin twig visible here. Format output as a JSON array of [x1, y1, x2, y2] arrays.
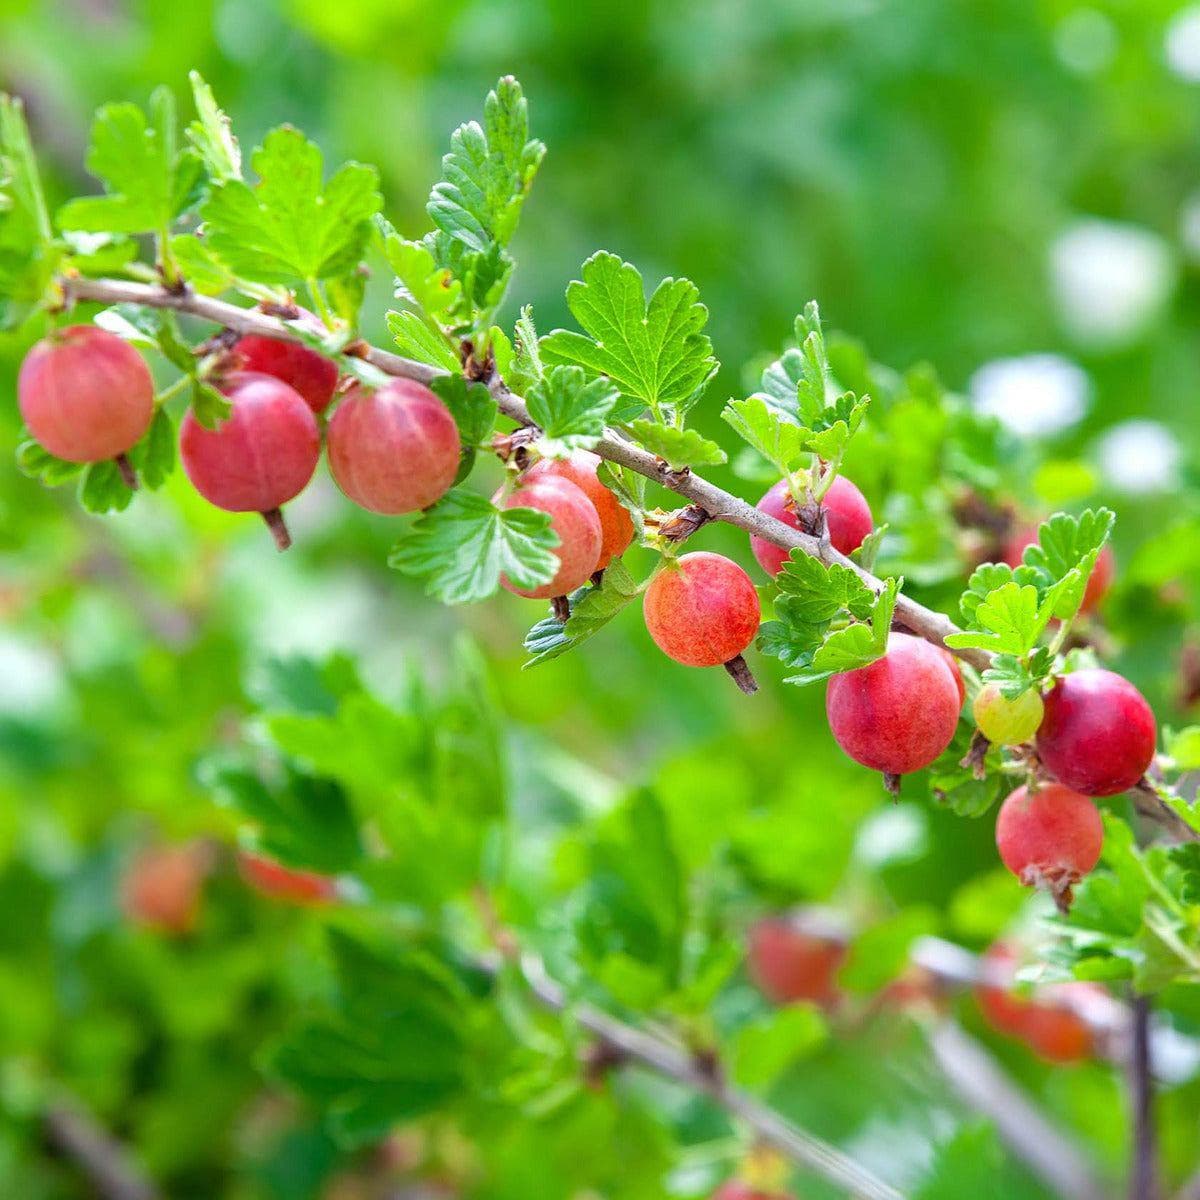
[[517, 953, 904, 1200], [1129, 995, 1161, 1200], [44, 1100, 160, 1200], [928, 1021, 1107, 1200]]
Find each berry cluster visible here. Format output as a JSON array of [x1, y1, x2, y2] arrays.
[[19, 323, 463, 551]]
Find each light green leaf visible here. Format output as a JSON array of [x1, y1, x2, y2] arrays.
[[523, 559, 642, 667], [202, 126, 381, 284], [385, 309, 461, 371], [626, 420, 726, 469], [58, 89, 204, 235], [388, 488, 558, 604], [540, 252, 718, 418], [186, 71, 241, 183], [526, 364, 618, 456]]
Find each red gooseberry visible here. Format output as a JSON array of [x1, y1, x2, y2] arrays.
[[179, 372, 321, 551], [751, 474, 873, 577], [747, 917, 845, 1008], [495, 475, 602, 599], [643, 551, 760, 668], [825, 632, 961, 777], [1035, 669, 1156, 796], [327, 379, 461, 515], [233, 308, 339, 414], [994, 783, 1103, 906], [19, 325, 155, 469], [524, 451, 634, 569]]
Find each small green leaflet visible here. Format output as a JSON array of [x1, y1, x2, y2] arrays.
[[186, 71, 241, 183], [377, 216, 461, 320], [386, 309, 461, 372], [626, 421, 726, 470], [58, 88, 205, 235], [982, 648, 1052, 699], [509, 305, 543, 393], [524, 559, 641, 666], [78, 459, 134, 514], [427, 75, 545, 255], [540, 251, 718, 420], [783, 578, 899, 685], [202, 126, 381, 284], [721, 395, 808, 475], [526, 365, 619, 457], [16, 434, 84, 487], [388, 488, 558, 604], [945, 582, 1051, 656], [430, 375, 496, 449]]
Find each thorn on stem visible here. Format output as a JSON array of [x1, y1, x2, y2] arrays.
[[114, 453, 138, 491], [261, 508, 292, 552], [724, 654, 758, 694]]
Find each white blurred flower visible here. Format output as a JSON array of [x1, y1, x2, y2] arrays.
[[969, 354, 1090, 438], [0, 635, 64, 715], [1055, 8, 1117, 75], [1166, 6, 1200, 82], [1050, 219, 1175, 348], [1095, 419, 1182, 493]]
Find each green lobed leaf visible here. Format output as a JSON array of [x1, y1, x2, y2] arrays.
[[523, 559, 641, 667], [388, 488, 558, 604], [429, 374, 495, 450], [385, 309, 461, 372], [378, 217, 462, 319], [15, 433, 84, 487], [721, 394, 808, 475], [626, 420, 726, 469], [540, 252, 718, 419], [526, 364, 619, 457], [427, 75, 545, 256], [202, 126, 381, 284], [58, 88, 205, 235]]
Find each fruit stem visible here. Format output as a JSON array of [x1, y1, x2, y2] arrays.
[[261, 508, 292, 552], [114, 454, 139, 491], [724, 655, 759, 695]]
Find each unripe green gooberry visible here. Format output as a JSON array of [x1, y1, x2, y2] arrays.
[[973, 683, 1044, 746]]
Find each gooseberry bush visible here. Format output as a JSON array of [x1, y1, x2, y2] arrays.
[[4, 74, 1200, 1200]]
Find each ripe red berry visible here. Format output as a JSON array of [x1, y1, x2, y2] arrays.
[[120, 844, 207, 935], [1036, 669, 1156, 796], [237, 852, 336, 905], [747, 918, 845, 1008], [327, 379, 461, 515], [1004, 525, 1115, 614], [525, 451, 634, 569], [233, 309, 338, 414], [825, 632, 961, 776], [973, 683, 1044, 746], [496, 476, 602, 599], [976, 942, 1097, 1062], [995, 783, 1103, 904], [751, 475, 873, 577], [19, 325, 155, 464], [712, 1184, 793, 1200], [180, 372, 321, 550], [937, 646, 966, 707], [643, 552, 760, 667]]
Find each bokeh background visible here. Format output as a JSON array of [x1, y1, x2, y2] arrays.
[[3, 1, 1200, 1197]]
